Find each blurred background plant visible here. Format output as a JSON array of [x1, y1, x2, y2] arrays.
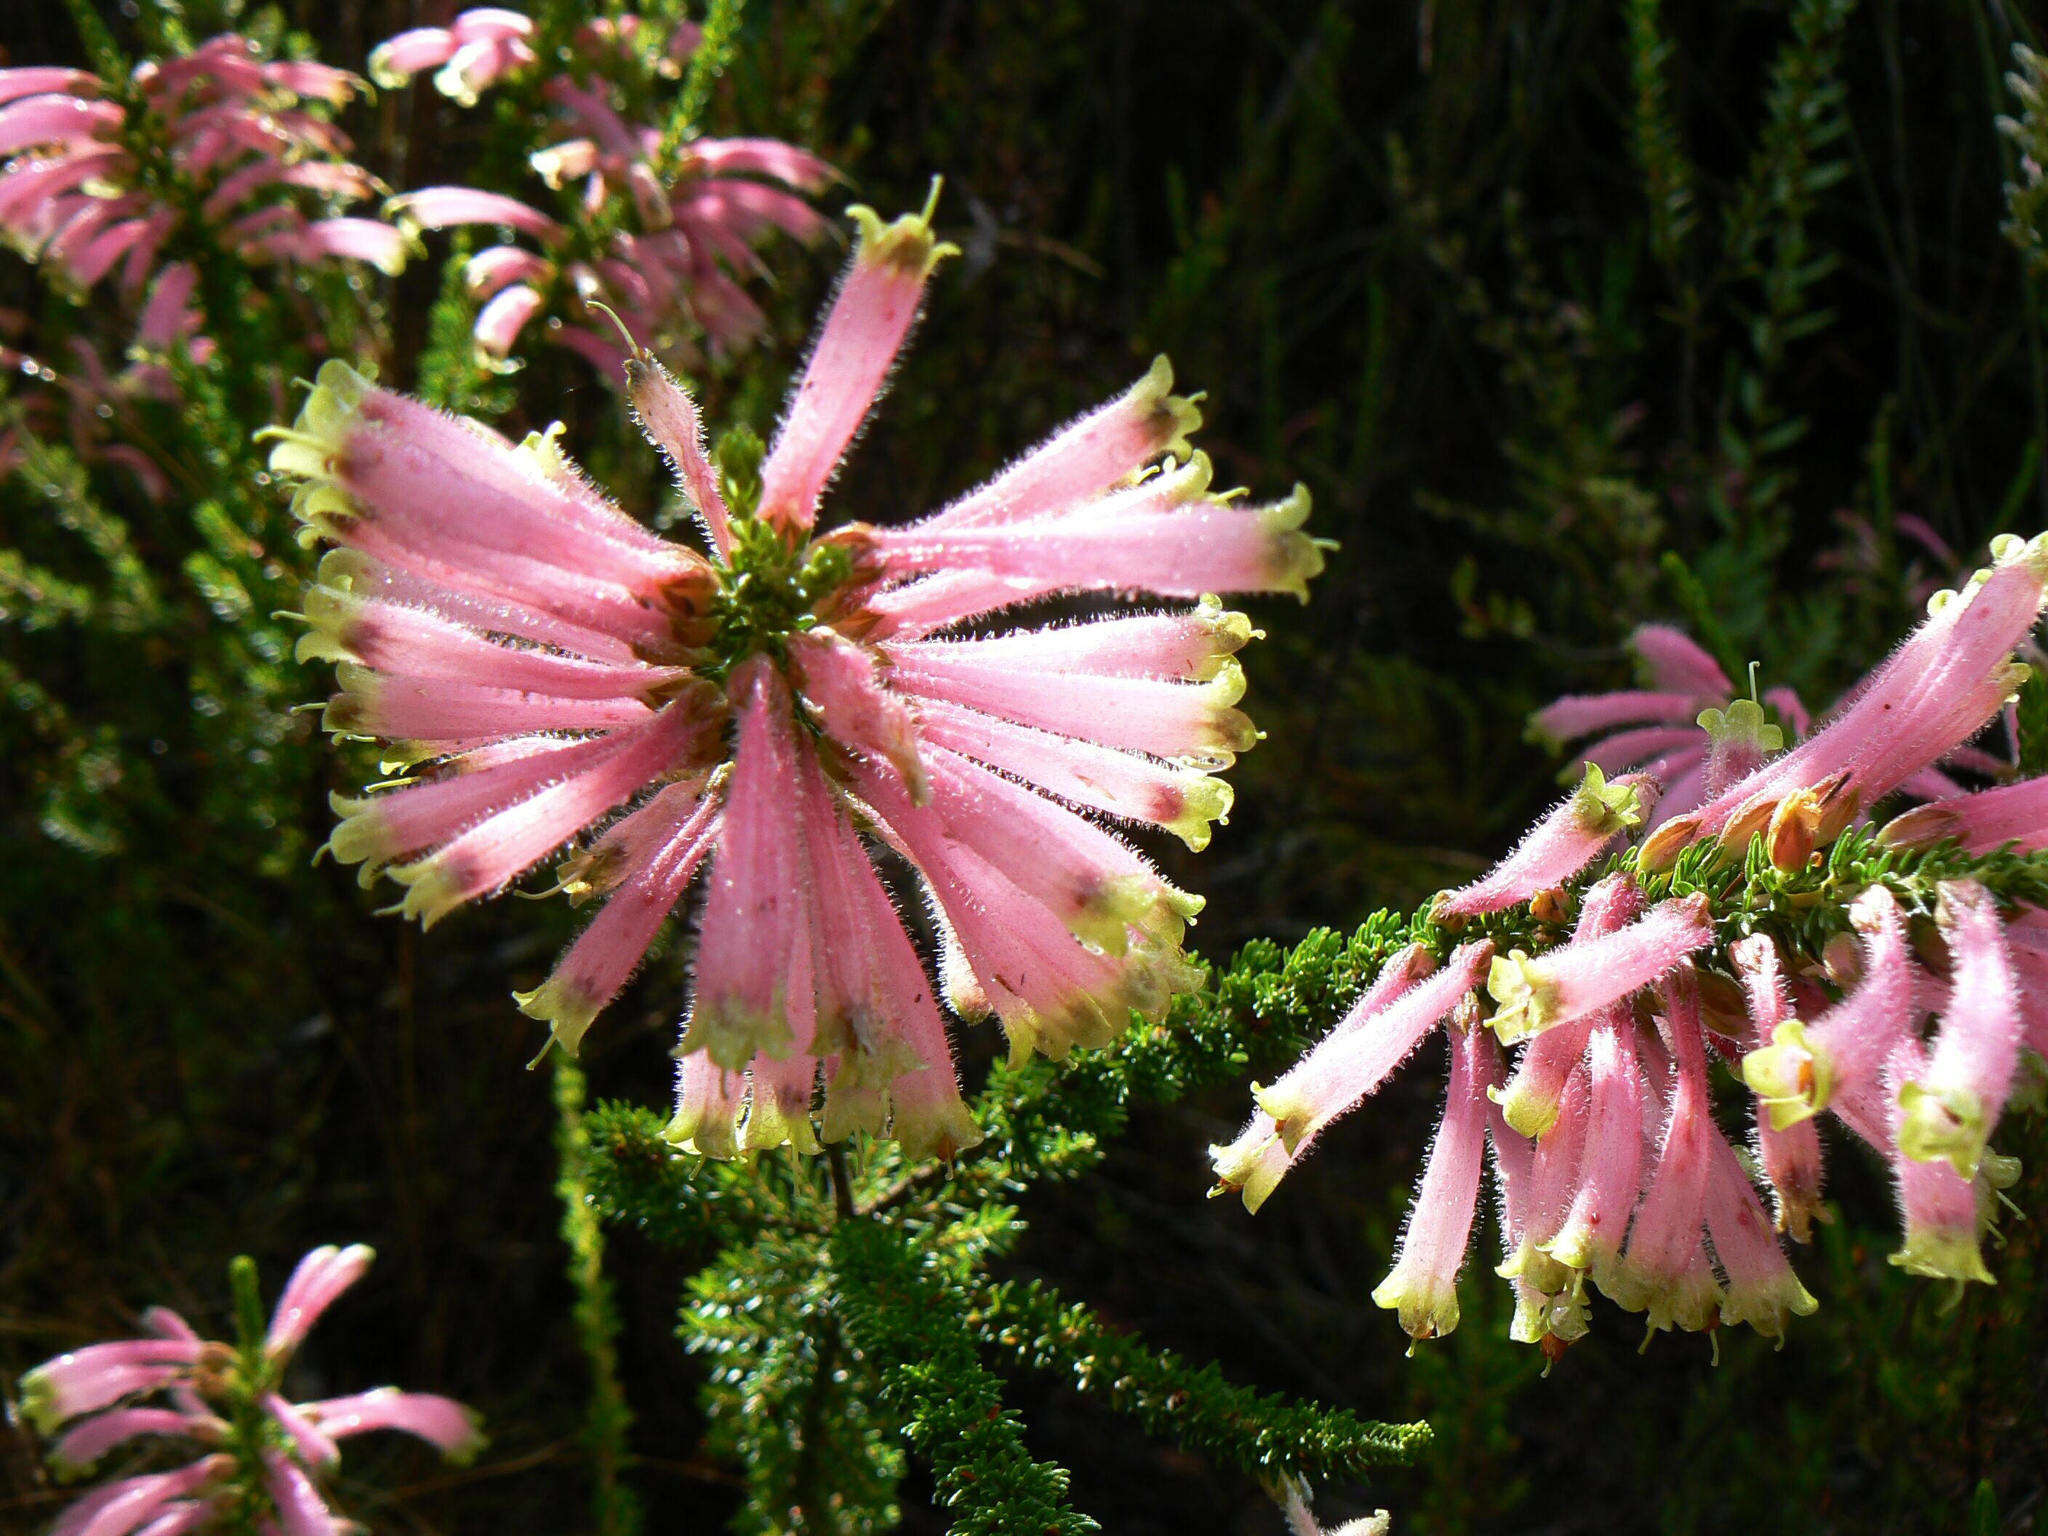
[[3, 0, 2046, 1533]]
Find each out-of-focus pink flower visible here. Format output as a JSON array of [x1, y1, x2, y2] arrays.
[[268, 200, 1320, 1158], [1529, 624, 1732, 820], [16, 1245, 480, 1536], [369, 8, 537, 105], [372, 9, 833, 371], [0, 307, 186, 499], [0, 35, 402, 318]]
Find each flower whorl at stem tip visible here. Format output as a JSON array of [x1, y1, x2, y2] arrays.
[[272, 192, 1318, 1154]]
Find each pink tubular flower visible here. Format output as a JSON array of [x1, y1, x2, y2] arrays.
[[16, 1245, 480, 1536], [270, 199, 1319, 1157], [1539, 1017, 1648, 1284], [372, 10, 833, 370], [1487, 872, 1641, 1137], [1602, 973, 1725, 1339], [1239, 943, 1493, 1160], [1699, 1125, 1817, 1340], [1207, 945, 1438, 1211], [1433, 767, 1656, 919], [0, 36, 401, 314], [1731, 934, 1827, 1241], [1894, 881, 2025, 1179], [1370, 1023, 1502, 1345], [1496, 1060, 1594, 1345], [1484, 893, 1713, 1044], [1883, 1040, 1995, 1283], [1740, 885, 1916, 1129], [1880, 773, 2048, 853]]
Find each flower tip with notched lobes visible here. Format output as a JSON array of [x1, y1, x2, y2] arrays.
[[262, 359, 376, 480], [1894, 1082, 1989, 1179], [891, 1091, 985, 1163], [1209, 1121, 1290, 1213], [512, 976, 603, 1058], [1131, 353, 1203, 465], [1167, 774, 1235, 852], [1258, 483, 1322, 603], [846, 183, 960, 278], [1895, 880, 2025, 1179], [1889, 1225, 1997, 1285], [1741, 1019, 1830, 1129], [379, 855, 470, 931], [1484, 951, 1560, 1045]]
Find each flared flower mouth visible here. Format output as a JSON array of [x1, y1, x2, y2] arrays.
[[268, 194, 1324, 1159]]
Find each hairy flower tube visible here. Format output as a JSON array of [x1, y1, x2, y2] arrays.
[[13, 1245, 480, 1536], [0, 35, 403, 326], [375, 8, 832, 371], [267, 199, 1321, 1159], [1216, 533, 2048, 1354]]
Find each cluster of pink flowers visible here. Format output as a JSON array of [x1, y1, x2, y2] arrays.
[[14, 1244, 480, 1536], [1215, 535, 2048, 1353], [0, 36, 403, 336], [267, 200, 1322, 1158], [374, 8, 833, 371]]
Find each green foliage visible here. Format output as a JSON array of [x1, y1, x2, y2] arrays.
[[2000, 45, 2048, 275], [690, 1222, 906, 1536], [677, 0, 748, 147], [555, 1060, 645, 1536], [1623, 0, 1697, 278], [831, 1223, 1093, 1536], [973, 1278, 1427, 1479]]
